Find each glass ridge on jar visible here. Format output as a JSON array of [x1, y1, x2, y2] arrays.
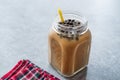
[[48, 12, 91, 77]]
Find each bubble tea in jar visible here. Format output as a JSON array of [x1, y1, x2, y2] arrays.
[[48, 9, 91, 77]]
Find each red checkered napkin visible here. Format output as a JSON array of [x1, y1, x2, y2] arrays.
[[0, 60, 60, 80]]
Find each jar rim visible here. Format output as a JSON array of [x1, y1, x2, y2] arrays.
[[52, 11, 88, 37]]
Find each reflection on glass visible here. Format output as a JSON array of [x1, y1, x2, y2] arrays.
[[65, 67, 87, 80]]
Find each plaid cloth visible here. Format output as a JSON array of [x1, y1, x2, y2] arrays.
[[0, 60, 60, 80]]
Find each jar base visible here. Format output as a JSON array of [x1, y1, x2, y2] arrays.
[[50, 63, 87, 77]]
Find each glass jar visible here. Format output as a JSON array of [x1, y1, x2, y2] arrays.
[[48, 12, 91, 77]]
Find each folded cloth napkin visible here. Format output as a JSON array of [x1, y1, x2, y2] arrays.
[[0, 60, 60, 80]]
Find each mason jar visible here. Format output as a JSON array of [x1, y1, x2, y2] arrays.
[[48, 12, 91, 77]]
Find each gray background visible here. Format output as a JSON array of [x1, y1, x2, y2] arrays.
[[0, 0, 120, 80]]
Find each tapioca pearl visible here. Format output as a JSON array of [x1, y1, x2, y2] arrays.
[[65, 31, 68, 34], [69, 21, 73, 25], [72, 19, 75, 22], [62, 35, 66, 38], [67, 22, 70, 25], [61, 30, 64, 33], [68, 19, 72, 22], [70, 32, 72, 34], [78, 22, 80, 25], [77, 30, 81, 33], [69, 22, 73, 25]]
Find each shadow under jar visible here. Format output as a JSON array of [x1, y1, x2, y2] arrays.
[[48, 12, 91, 77]]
